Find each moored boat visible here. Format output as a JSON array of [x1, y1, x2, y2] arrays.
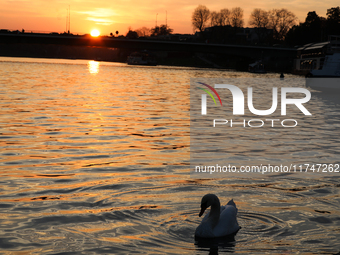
[[306, 53, 340, 91], [127, 51, 157, 66], [248, 60, 266, 73]]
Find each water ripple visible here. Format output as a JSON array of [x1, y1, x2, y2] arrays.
[[0, 58, 339, 254]]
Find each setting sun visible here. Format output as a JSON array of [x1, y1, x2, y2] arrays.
[[90, 29, 100, 37]]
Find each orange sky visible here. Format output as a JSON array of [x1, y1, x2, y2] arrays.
[[0, 0, 338, 35]]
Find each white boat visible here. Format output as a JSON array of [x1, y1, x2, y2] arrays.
[[306, 53, 340, 90]]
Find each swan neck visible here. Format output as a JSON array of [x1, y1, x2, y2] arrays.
[[209, 201, 220, 227], [210, 203, 220, 216]]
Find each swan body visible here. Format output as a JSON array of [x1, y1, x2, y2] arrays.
[[195, 194, 240, 238]]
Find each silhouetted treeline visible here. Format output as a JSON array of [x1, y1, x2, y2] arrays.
[[192, 5, 245, 32], [286, 7, 340, 46], [192, 5, 340, 46], [126, 25, 173, 38]]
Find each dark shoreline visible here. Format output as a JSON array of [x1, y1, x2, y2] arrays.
[[0, 42, 295, 72]]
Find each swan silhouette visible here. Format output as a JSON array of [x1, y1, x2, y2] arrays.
[[195, 194, 240, 238]]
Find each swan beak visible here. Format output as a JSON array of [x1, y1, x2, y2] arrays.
[[199, 205, 207, 217]]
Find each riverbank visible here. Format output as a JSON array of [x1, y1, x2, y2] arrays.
[[0, 42, 294, 72]]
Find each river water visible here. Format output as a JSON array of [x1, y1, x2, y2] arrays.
[[0, 57, 339, 254]]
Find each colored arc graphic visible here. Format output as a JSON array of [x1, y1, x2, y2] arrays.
[[198, 82, 223, 106], [198, 87, 216, 104]]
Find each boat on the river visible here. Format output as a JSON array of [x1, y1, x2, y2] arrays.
[[306, 53, 340, 90], [127, 51, 157, 66], [248, 60, 266, 73]]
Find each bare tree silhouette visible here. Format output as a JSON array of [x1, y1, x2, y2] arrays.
[[249, 8, 270, 28], [210, 11, 219, 26], [192, 5, 210, 32], [230, 7, 244, 28], [151, 25, 173, 36], [220, 9, 231, 26], [135, 27, 151, 37], [211, 9, 231, 26], [269, 8, 297, 40]]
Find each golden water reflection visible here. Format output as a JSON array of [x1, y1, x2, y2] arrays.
[[88, 60, 100, 74], [0, 58, 339, 254]]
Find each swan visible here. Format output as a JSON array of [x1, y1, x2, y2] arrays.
[[195, 194, 240, 238]]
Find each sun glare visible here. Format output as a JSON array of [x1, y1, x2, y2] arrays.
[[90, 29, 100, 37], [88, 61, 99, 74]]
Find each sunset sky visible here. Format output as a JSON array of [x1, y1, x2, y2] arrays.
[[0, 0, 338, 35]]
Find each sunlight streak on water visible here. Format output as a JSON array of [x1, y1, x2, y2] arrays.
[[88, 60, 100, 74], [0, 57, 339, 254]]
